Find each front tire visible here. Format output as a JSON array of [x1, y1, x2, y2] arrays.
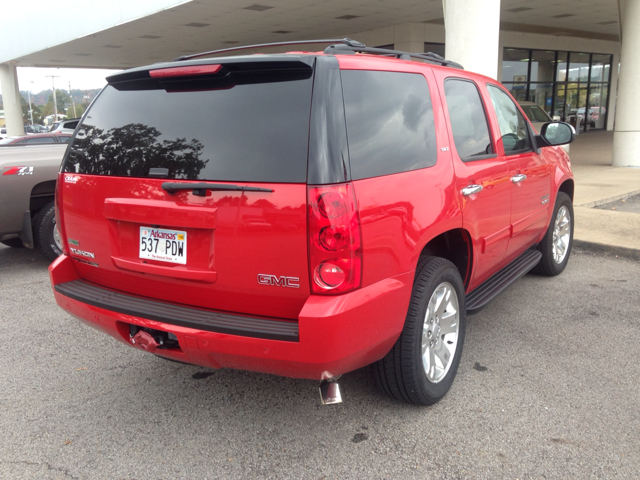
[[532, 192, 573, 276], [34, 201, 63, 262], [373, 257, 466, 405]]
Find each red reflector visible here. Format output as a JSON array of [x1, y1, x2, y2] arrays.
[[149, 64, 222, 78]]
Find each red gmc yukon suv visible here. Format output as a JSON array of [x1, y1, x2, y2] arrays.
[[49, 39, 574, 405]]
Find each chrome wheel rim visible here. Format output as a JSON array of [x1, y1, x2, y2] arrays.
[[552, 205, 571, 264], [53, 221, 63, 251], [421, 282, 460, 384]]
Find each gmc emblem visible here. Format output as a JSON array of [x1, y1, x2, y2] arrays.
[[257, 274, 300, 288]]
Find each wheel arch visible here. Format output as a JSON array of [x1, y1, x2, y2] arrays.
[[416, 228, 473, 289], [29, 180, 56, 215], [558, 178, 574, 202]]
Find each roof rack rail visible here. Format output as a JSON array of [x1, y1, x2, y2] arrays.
[[323, 43, 464, 69], [173, 38, 356, 62], [173, 38, 463, 69]]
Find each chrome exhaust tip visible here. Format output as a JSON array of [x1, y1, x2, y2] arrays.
[[319, 378, 342, 405]]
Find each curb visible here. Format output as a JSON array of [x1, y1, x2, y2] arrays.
[[575, 189, 640, 208], [573, 239, 640, 261]]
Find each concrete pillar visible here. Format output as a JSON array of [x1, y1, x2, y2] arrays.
[[444, 0, 501, 79], [606, 54, 619, 132], [613, 0, 640, 166], [0, 64, 25, 137]]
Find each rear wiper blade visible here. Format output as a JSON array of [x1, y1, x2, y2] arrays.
[[162, 182, 273, 197]]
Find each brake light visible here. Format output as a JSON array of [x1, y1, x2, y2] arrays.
[[308, 183, 362, 294], [55, 172, 68, 255], [149, 64, 222, 78]]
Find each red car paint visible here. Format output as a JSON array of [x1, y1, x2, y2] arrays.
[[50, 48, 573, 381]]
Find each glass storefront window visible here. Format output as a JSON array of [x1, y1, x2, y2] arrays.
[[502, 48, 530, 83], [556, 52, 568, 82], [530, 50, 556, 82], [591, 54, 612, 82], [568, 53, 590, 82], [424, 42, 445, 58], [529, 83, 554, 115], [504, 48, 611, 131]]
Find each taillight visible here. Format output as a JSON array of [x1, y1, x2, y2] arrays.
[[308, 183, 362, 294], [55, 172, 68, 255]]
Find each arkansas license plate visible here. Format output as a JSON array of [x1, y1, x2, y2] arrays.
[[139, 227, 186, 264]]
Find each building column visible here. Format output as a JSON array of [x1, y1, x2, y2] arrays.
[[0, 63, 25, 137], [443, 0, 501, 79], [613, 0, 640, 166]]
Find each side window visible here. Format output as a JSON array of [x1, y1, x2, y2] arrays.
[[444, 79, 494, 161], [341, 70, 437, 180], [487, 85, 532, 154], [26, 137, 52, 144]]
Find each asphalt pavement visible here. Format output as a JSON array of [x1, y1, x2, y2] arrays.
[[1, 244, 639, 479]]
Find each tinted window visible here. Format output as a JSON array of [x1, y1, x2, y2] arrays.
[[58, 136, 72, 143], [26, 137, 53, 144], [342, 70, 437, 180], [444, 79, 493, 161], [63, 121, 79, 130], [488, 85, 532, 154], [64, 75, 313, 183], [520, 104, 551, 123]]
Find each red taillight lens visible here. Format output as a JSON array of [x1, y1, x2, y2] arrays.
[[308, 183, 362, 295], [149, 64, 222, 78]]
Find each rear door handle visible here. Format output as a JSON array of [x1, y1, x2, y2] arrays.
[[511, 174, 527, 183], [461, 185, 483, 196]]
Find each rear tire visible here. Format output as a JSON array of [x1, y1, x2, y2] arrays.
[[532, 192, 573, 276], [0, 238, 24, 248], [34, 201, 63, 262], [373, 257, 466, 405]]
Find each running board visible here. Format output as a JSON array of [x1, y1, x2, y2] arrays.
[[466, 249, 542, 314]]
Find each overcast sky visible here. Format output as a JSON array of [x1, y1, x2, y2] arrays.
[[0, 67, 122, 96]]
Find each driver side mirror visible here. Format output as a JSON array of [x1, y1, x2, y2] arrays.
[[537, 122, 575, 147]]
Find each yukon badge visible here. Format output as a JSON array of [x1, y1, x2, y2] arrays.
[[257, 274, 300, 288]]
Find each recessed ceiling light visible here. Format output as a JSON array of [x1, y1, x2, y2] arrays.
[[506, 7, 533, 13], [244, 4, 273, 11], [140, 35, 162, 39], [103, 45, 122, 48], [184, 22, 210, 27], [336, 15, 360, 20], [552, 14, 575, 18], [272, 30, 292, 34]]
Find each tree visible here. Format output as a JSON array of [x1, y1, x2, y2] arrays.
[[48, 89, 71, 113]]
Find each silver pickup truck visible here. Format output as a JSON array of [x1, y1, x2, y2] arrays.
[[0, 144, 66, 261]]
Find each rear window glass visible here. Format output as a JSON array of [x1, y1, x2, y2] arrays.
[[342, 70, 437, 180], [63, 75, 313, 183]]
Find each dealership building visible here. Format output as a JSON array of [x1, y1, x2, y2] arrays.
[[1, 0, 638, 166]]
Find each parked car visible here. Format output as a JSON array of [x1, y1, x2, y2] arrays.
[[0, 132, 72, 146], [519, 101, 570, 154], [48, 118, 81, 134], [0, 127, 7, 140], [50, 39, 575, 406], [0, 143, 67, 260]]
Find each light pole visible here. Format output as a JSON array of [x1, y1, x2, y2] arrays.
[[27, 80, 34, 125], [46, 75, 60, 122], [68, 81, 77, 118]]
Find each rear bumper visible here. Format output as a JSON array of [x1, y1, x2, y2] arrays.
[[49, 254, 413, 379]]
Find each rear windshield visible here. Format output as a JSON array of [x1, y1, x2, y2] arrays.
[[63, 73, 313, 183]]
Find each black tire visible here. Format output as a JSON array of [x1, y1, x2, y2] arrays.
[[34, 201, 63, 262], [0, 238, 24, 248], [373, 257, 466, 405], [532, 192, 573, 276]]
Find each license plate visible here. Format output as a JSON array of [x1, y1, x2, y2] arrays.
[[139, 227, 186, 264]]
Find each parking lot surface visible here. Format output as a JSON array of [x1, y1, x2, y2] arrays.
[[1, 245, 639, 479]]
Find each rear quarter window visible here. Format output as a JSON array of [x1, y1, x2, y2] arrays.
[[341, 70, 437, 180]]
